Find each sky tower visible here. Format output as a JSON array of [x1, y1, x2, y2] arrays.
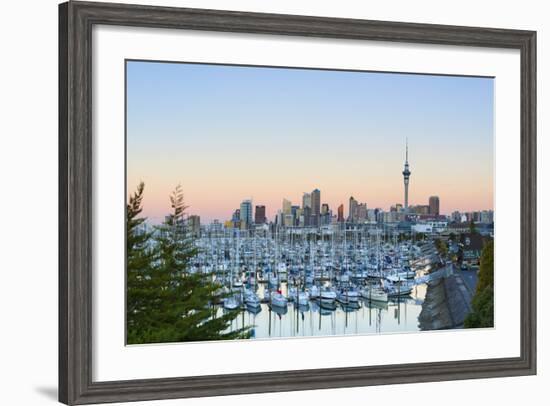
[[402, 139, 411, 210]]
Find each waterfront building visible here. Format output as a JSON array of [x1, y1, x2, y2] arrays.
[[254, 205, 266, 224], [240, 200, 253, 229], [429, 196, 440, 215], [402, 139, 411, 210]]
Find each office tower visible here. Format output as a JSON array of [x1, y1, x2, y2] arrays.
[[356, 203, 367, 222], [451, 211, 461, 222], [302, 206, 311, 226], [311, 189, 321, 226], [282, 198, 292, 215], [348, 196, 358, 222], [254, 205, 266, 224], [337, 204, 344, 222], [429, 196, 440, 216], [302, 192, 311, 209], [188, 215, 201, 237], [240, 200, 253, 228], [480, 210, 494, 224]]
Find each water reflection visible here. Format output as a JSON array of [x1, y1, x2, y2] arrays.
[[222, 282, 427, 339]]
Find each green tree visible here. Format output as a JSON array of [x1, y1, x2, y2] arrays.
[[434, 238, 448, 258], [126, 182, 156, 341], [476, 239, 494, 294], [464, 240, 494, 328], [127, 184, 251, 344]]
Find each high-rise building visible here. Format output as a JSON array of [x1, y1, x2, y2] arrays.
[[337, 204, 344, 222], [302, 206, 311, 226], [188, 215, 201, 237], [451, 211, 461, 222], [254, 205, 266, 224], [402, 139, 411, 210], [480, 210, 494, 224], [321, 203, 329, 215], [311, 189, 321, 226], [282, 198, 292, 215], [429, 196, 440, 216], [302, 192, 311, 210], [240, 200, 253, 228], [356, 203, 367, 222], [231, 208, 241, 228], [348, 196, 358, 222], [367, 209, 377, 222]]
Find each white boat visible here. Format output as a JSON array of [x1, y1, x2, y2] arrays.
[[336, 289, 360, 304], [263, 289, 271, 302], [223, 295, 240, 310], [308, 285, 320, 299], [319, 287, 337, 304], [296, 291, 310, 306], [361, 287, 388, 302], [385, 282, 413, 297], [244, 291, 261, 308], [288, 286, 298, 302], [270, 292, 288, 308], [298, 292, 310, 307]]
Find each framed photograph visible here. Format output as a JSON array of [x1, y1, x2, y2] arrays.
[[59, 1, 536, 404]]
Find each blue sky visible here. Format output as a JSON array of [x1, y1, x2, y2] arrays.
[[126, 60, 494, 223]]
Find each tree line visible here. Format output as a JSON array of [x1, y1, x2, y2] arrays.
[[126, 182, 251, 344]]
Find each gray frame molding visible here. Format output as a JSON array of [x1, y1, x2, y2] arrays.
[[59, 1, 537, 404]]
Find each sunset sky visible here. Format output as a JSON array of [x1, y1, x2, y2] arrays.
[[126, 60, 494, 224]]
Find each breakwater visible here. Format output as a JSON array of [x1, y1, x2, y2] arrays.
[[419, 268, 473, 330]]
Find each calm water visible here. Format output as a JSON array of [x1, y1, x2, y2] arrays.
[[221, 283, 427, 340]]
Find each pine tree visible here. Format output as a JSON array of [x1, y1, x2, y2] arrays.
[[127, 183, 251, 344], [126, 182, 156, 343]]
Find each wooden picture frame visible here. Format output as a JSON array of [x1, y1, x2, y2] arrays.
[[59, 1, 536, 404]]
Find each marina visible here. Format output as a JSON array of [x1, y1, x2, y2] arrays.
[[188, 226, 447, 339]]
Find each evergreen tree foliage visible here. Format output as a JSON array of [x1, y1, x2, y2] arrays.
[[126, 182, 156, 341], [476, 239, 494, 295], [126, 183, 251, 344], [464, 240, 494, 328]]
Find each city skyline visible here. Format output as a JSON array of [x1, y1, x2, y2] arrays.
[[127, 61, 494, 224]]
